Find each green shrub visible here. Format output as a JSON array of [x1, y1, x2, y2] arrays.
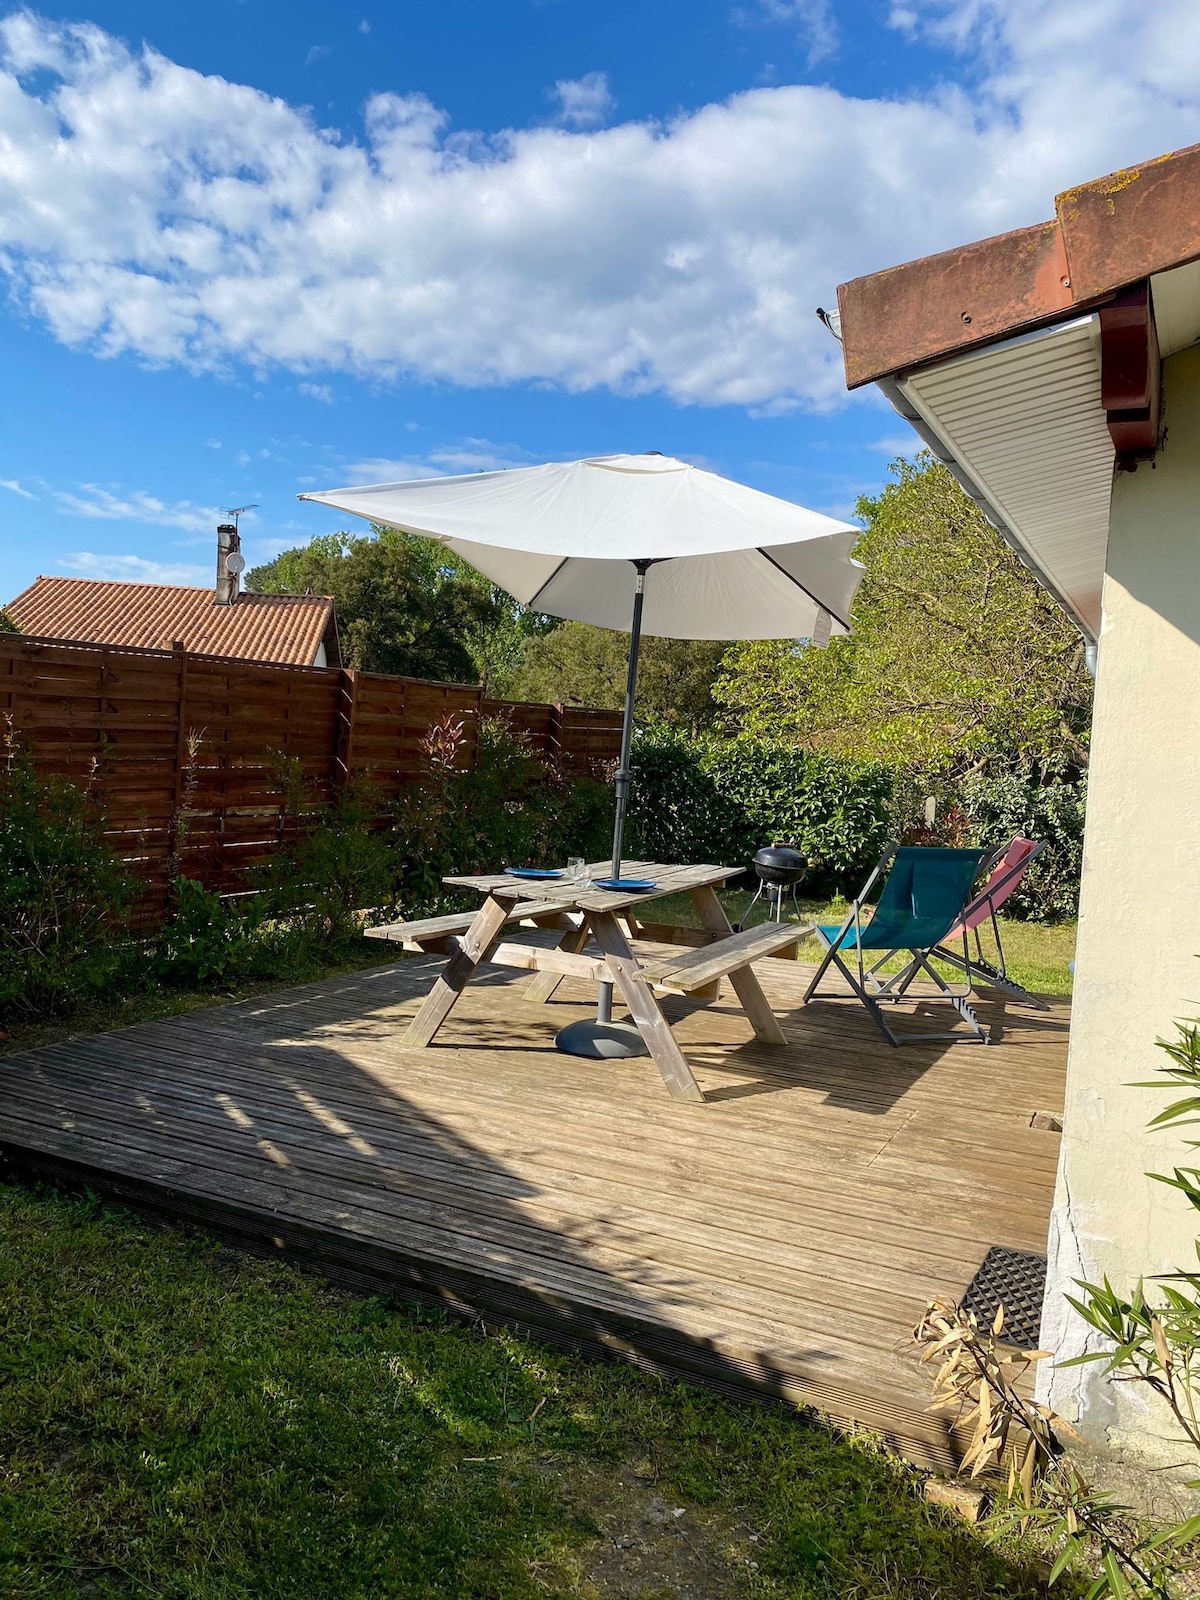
[[390, 718, 613, 912], [155, 878, 274, 987], [627, 727, 1086, 917], [627, 725, 895, 897], [257, 782, 396, 942], [0, 751, 136, 1020], [957, 758, 1087, 921]]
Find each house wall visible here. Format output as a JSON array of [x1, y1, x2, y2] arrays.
[[1038, 342, 1200, 1462]]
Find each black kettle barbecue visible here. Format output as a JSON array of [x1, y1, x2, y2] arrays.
[[736, 843, 808, 929]]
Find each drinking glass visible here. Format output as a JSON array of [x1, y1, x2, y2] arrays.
[[567, 856, 587, 884]]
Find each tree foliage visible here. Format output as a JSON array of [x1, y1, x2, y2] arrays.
[[245, 527, 547, 690], [713, 456, 1093, 774], [509, 620, 728, 729]]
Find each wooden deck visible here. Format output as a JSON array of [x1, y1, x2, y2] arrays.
[[0, 948, 1069, 1471]]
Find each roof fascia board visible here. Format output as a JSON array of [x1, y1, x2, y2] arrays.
[[839, 141, 1200, 391], [1060, 143, 1200, 300], [838, 220, 1076, 390]]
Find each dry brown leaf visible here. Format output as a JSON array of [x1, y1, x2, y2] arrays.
[[1152, 1317, 1171, 1371], [1019, 1436, 1038, 1501]]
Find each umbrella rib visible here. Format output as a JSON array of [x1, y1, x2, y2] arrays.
[[757, 548, 851, 632], [526, 558, 571, 610]]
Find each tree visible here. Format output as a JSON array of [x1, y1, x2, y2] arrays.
[[713, 455, 1092, 774], [428, 547, 559, 698], [0, 609, 19, 633], [507, 620, 728, 729], [245, 528, 539, 688]]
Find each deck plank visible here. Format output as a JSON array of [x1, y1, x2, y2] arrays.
[[0, 951, 1069, 1472]]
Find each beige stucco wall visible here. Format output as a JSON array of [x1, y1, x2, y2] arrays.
[[1039, 343, 1200, 1461]]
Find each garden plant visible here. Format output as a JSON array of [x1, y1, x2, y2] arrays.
[[915, 1014, 1200, 1598]]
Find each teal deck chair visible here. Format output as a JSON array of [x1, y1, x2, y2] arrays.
[[803, 844, 990, 1046]]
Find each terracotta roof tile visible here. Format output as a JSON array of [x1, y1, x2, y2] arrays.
[[6, 577, 336, 668]]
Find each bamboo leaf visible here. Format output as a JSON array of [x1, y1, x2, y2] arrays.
[[1151, 1317, 1171, 1370], [1019, 1436, 1037, 1501], [1048, 1542, 1076, 1585], [1102, 1548, 1128, 1598]]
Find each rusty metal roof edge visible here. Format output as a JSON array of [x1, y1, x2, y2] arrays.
[[838, 142, 1200, 391]]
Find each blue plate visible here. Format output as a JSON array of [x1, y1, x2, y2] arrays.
[[504, 866, 563, 880], [593, 877, 657, 892]]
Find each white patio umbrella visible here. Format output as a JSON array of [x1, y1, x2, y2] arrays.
[[300, 453, 863, 1056]]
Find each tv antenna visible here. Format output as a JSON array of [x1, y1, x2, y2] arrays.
[[222, 504, 258, 530]]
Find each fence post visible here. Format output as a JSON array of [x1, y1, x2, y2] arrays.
[[166, 643, 190, 893], [335, 667, 358, 789], [470, 682, 484, 769]]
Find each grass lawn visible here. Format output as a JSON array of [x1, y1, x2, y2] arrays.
[[0, 1182, 1061, 1600], [648, 890, 1077, 999]]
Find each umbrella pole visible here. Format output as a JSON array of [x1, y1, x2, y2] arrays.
[[597, 560, 649, 1025], [557, 561, 653, 1059]]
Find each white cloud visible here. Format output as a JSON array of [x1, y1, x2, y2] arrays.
[[335, 438, 534, 484], [736, 0, 839, 66], [1, 4, 1199, 412], [549, 71, 614, 128], [58, 551, 211, 584], [298, 380, 333, 402], [0, 476, 35, 497], [358, 19, 370, 34], [868, 434, 920, 454], [54, 484, 226, 533]]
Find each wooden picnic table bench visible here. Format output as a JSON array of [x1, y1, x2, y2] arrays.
[[372, 860, 814, 1104], [366, 901, 577, 954]]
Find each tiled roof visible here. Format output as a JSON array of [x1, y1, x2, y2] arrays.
[[6, 577, 337, 668]]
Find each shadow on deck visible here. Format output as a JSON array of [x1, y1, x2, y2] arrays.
[[0, 951, 1070, 1472]]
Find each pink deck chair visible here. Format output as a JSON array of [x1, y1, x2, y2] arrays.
[[929, 836, 1050, 1008]]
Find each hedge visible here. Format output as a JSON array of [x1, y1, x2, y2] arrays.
[[626, 726, 895, 898], [626, 725, 1086, 919]]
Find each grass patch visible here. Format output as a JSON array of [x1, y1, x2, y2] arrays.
[[0, 1181, 1057, 1599], [648, 890, 1076, 998]]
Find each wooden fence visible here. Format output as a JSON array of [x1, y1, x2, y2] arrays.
[[0, 634, 623, 924]]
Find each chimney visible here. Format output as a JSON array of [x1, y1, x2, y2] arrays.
[[215, 523, 243, 606]]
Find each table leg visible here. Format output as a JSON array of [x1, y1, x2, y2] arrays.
[[523, 918, 589, 1004], [588, 912, 704, 1104], [687, 884, 788, 1046], [401, 894, 515, 1048]]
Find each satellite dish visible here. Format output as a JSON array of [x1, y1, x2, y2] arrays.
[[226, 551, 246, 575]]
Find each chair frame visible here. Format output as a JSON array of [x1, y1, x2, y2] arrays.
[[927, 837, 1051, 1011], [802, 842, 990, 1047]]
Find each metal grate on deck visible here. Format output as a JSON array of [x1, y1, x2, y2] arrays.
[[960, 1245, 1048, 1351]]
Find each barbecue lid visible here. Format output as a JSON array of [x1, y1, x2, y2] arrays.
[[753, 844, 806, 868]]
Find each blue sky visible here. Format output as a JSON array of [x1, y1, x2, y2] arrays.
[[1, 0, 1198, 599]]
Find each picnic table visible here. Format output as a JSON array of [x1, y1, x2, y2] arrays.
[[367, 860, 813, 1103]]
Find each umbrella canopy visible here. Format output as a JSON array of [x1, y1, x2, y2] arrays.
[[299, 453, 862, 641]]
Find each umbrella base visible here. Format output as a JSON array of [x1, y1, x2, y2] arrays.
[[554, 1019, 650, 1059]]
